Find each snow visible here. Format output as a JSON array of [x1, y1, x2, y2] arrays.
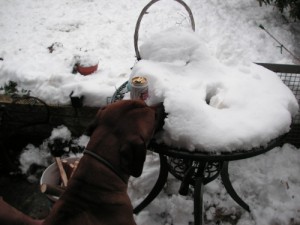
[[1, 0, 300, 224], [0, 0, 299, 107], [130, 29, 298, 151], [49, 125, 72, 141]]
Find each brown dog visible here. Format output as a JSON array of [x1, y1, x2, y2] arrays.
[[0, 100, 163, 225]]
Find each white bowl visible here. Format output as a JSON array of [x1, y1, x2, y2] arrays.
[[40, 157, 81, 201]]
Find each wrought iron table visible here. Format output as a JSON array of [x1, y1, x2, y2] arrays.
[[124, 1, 300, 222], [132, 137, 284, 225], [111, 81, 286, 225]]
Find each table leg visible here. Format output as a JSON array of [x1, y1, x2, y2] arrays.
[[220, 161, 250, 212], [194, 176, 204, 225], [193, 162, 206, 225], [133, 153, 169, 214], [179, 162, 195, 196]]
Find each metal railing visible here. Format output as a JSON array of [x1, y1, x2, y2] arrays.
[[257, 63, 300, 147]]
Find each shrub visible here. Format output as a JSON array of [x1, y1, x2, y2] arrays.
[[258, 0, 300, 21]]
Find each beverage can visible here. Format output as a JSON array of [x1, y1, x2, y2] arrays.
[[130, 76, 149, 100]]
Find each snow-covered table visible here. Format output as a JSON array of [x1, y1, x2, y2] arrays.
[[130, 29, 298, 153], [115, 2, 299, 222], [112, 28, 298, 225], [112, 81, 289, 225], [111, 29, 298, 224]]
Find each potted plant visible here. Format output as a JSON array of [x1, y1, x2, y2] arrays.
[[74, 54, 99, 76]]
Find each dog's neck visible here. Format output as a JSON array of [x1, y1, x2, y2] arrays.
[[55, 127, 133, 208], [43, 154, 133, 225], [49, 154, 128, 213], [84, 150, 128, 182], [70, 152, 130, 192]]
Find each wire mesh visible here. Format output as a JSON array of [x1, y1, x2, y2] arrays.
[[277, 72, 300, 147], [278, 72, 300, 123]]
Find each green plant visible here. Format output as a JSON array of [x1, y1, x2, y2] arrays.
[[258, 0, 300, 21], [0, 80, 30, 96]]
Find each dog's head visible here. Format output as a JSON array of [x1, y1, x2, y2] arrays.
[[86, 100, 164, 178]]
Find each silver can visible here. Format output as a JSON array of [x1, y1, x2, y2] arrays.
[[130, 76, 149, 100]]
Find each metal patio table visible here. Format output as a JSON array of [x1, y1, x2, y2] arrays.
[[127, 2, 299, 222], [132, 137, 284, 225], [110, 80, 285, 225]]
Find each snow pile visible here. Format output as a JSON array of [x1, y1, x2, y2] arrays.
[[49, 125, 72, 142], [19, 126, 73, 175], [19, 126, 88, 178], [131, 29, 299, 151], [0, 0, 142, 106], [19, 143, 51, 175]]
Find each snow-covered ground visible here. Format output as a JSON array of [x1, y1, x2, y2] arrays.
[[1, 0, 300, 224], [0, 0, 299, 106]]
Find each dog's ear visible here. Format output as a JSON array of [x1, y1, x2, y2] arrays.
[[131, 138, 147, 177], [150, 102, 166, 133], [120, 137, 147, 178]]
